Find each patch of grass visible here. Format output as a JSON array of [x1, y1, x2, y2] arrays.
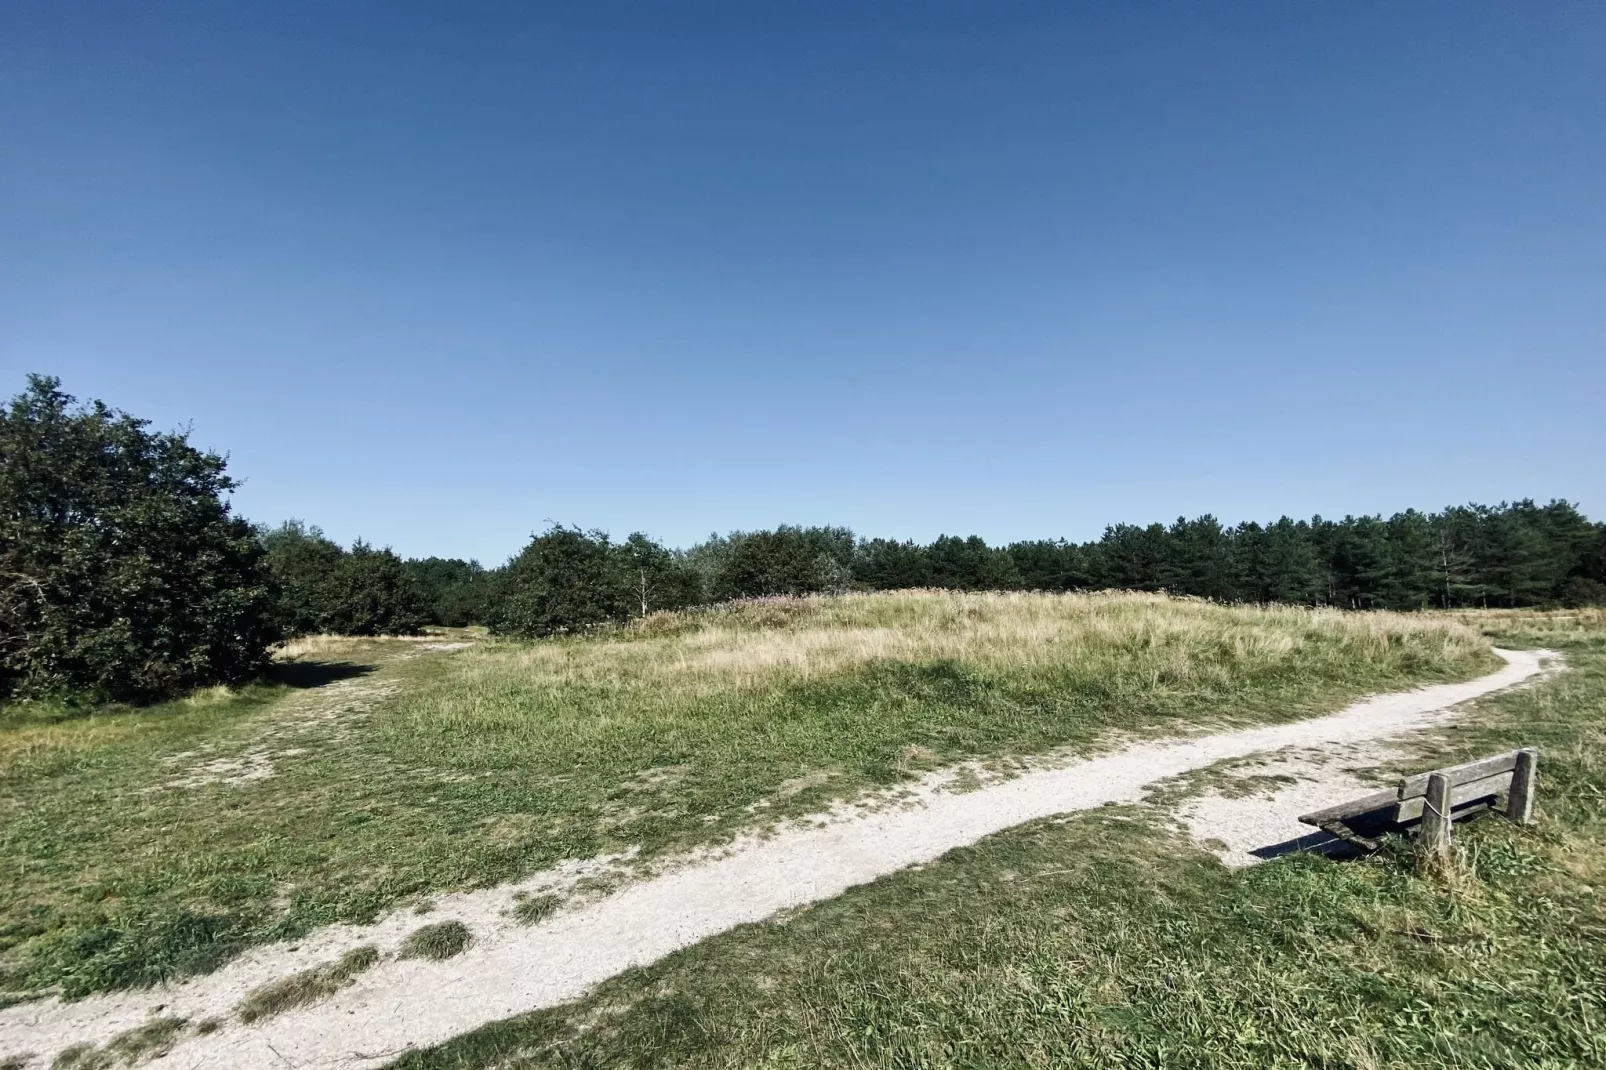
[[235, 945, 379, 1024], [511, 894, 561, 926], [0, 598, 1493, 999], [400, 920, 472, 961], [1142, 754, 1304, 809], [395, 612, 1606, 1068], [49, 1015, 188, 1068], [50, 1046, 93, 1069]]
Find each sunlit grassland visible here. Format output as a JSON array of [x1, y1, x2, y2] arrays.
[[1, 592, 1493, 1001], [402, 608, 1606, 1070]]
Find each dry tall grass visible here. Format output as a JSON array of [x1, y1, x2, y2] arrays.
[[456, 589, 1490, 703]]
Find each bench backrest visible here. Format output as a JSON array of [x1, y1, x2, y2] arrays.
[[1396, 750, 1524, 800], [1300, 747, 1537, 828]]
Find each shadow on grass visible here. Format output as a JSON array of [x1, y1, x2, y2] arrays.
[[0, 661, 376, 731], [266, 660, 374, 690]]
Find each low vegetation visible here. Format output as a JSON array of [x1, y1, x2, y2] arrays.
[[398, 609, 1606, 1069], [399, 921, 472, 962], [1, 591, 1490, 1001], [234, 945, 379, 1024], [49, 1015, 187, 1069]]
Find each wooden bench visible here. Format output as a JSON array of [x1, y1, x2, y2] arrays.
[[1298, 748, 1538, 853]]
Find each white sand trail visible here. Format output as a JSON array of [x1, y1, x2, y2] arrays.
[[0, 647, 1552, 1069]]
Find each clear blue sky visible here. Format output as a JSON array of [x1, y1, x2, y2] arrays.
[[3, 2, 1602, 564]]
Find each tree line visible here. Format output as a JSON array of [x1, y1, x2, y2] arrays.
[[4, 375, 1603, 703], [393, 503, 1604, 642]]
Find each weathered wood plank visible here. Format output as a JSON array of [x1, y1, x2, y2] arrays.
[[1507, 747, 1538, 825], [1299, 788, 1399, 827], [1418, 772, 1453, 862], [1315, 820, 1382, 852], [1394, 771, 1511, 823], [1397, 750, 1521, 799]]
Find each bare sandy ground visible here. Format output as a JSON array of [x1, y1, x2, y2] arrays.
[[0, 647, 1553, 1070]]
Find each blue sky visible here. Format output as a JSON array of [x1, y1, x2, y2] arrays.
[[3, 2, 1602, 564]]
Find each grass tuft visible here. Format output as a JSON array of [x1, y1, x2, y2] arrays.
[[512, 894, 561, 926], [47, 1016, 188, 1069], [235, 945, 379, 1023], [399, 920, 472, 961]]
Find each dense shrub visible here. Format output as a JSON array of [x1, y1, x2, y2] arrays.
[[0, 376, 279, 702], [260, 521, 344, 636], [488, 526, 702, 638], [615, 533, 703, 617], [489, 526, 625, 637], [261, 522, 427, 636], [702, 526, 856, 601], [320, 542, 429, 636], [405, 557, 490, 626], [1005, 539, 1091, 592]]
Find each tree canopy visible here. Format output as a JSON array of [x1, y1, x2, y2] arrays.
[[0, 376, 279, 702]]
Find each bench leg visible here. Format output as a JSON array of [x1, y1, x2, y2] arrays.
[[1418, 772, 1452, 865], [1507, 748, 1538, 826]]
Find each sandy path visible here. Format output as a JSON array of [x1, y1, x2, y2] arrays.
[[0, 648, 1552, 1070]]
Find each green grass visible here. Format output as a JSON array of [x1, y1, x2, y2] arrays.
[[0, 593, 1494, 1001], [393, 609, 1606, 1069], [512, 895, 562, 927], [400, 921, 472, 961], [50, 1015, 187, 1068], [235, 944, 379, 1024]]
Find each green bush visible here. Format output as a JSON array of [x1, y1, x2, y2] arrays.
[[405, 556, 490, 626], [261, 523, 427, 636], [260, 520, 344, 636], [706, 526, 856, 600], [0, 376, 279, 703], [320, 542, 429, 636], [488, 526, 700, 637]]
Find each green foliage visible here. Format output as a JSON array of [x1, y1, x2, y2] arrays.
[[487, 526, 701, 637], [1564, 577, 1606, 607], [405, 557, 490, 626], [821, 500, 1604, 609], [923, 534, 1020, 590], [260, 520, 343, 635], [260, 522, 427, 636], [489, 526, 628, 637], [854, 538, 933, 590], [321, 542, 429, 636], [615, 533, 703, 617], [0, 376, 278, 703], [701, 526, 856, 601]]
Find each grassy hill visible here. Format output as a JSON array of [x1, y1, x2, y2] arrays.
[[404, 609, 1606, 1070], [1, 591, 1493, 1002]]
